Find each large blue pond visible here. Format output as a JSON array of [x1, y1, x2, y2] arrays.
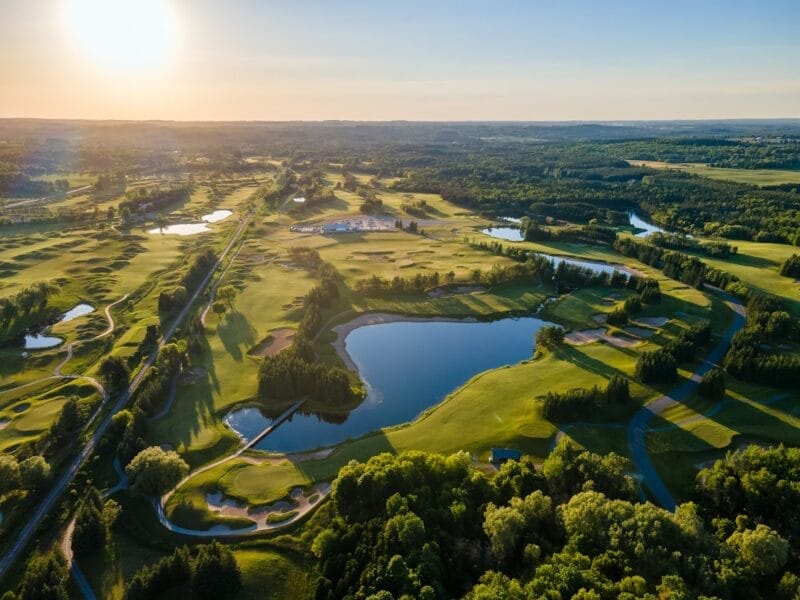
[[225, 316, 555, 453]]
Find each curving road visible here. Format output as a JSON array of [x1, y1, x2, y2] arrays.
[[0, 212, 252, 583], [626, 288, 746, 510]]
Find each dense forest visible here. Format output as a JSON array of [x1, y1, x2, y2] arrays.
[[313, 446, 800, 600]]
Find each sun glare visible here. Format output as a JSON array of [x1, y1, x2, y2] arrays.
[[64, 0, 178, 72]]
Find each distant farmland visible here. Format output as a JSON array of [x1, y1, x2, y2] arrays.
[[628, 159, 800, 186]]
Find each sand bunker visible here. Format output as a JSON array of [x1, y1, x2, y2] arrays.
[[0, 417, 10, 430], [634, 316, 669, 327], [248, 328, 295, 357], [624, 326, 655, 339], [591, 313, 608, 324], [205, 482, 332, 530], [565, 328, 640, 348]]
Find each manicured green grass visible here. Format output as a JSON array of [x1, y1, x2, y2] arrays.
[[628, 160, 800, 186], [0, 380, 99, 451], [149, 257, 319, 464], [235, 549, 316, 600]]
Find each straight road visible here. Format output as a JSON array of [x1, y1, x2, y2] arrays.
[[0, 211, 252, 583]]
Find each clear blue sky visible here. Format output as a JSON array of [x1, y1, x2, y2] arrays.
[[0, 0, 798, 120]]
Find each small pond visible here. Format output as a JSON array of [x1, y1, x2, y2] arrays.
[[628, 211, 666, 237], [23, 302, 95, 350], [23, 333, 63, 349], [202, 209, 232, 223], [225, 316, 556, 453], [149, 209, 233, 236], [60, 303, 94, 323], [481, 226, 525, 242]]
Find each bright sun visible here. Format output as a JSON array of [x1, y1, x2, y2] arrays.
[[64, 0, 178, 72]]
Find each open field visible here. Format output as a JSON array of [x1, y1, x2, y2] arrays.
[[628, 159, 800, 186]]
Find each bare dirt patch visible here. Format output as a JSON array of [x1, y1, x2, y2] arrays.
[[248, 328, 295, 357]]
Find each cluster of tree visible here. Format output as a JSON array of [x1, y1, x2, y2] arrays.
[[118, 186, 190, 216], [125, 446, 189, 496], [521, 221, 618, 246], [71, 485, 121, 559], [4, 549, 70, 600], [47, 396, 90, 450], [158, 249, 217, 316], [649, 232, 737, 258], [722, 294, 800, 386], [635, 322, 712, 383], [92, 171, 126, 197], [401, 198, 429, 217], [98, 355, 131, 391], [0, 282, 59, 344], [314, 441, 800, 599], [525, 202, 629, 226], [359, 197, 383, 214], [393, 219, 420, 234], [699, 367, 726, 401], [0, 453, 51, 497], [541, 375, 631, 422], [779, 254, 800, 279], [257, 349, 354, 406], [290, 169, 337, 213], [257, 247, 357, 407], [126, 541, 241, 600], [614, 237, 707, 288], [354, 272, 443, 296], [696, 445, 800, 549], [534, 325, 564, 351], [117, 344, 185, 463]]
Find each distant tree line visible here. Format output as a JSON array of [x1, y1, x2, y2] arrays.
[[0, 172, 69, 197]]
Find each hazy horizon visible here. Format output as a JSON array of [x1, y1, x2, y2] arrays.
[[1, 0, 798, 121]]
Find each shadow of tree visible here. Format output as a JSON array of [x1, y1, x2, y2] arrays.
[[216, 310, 257, 362]]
